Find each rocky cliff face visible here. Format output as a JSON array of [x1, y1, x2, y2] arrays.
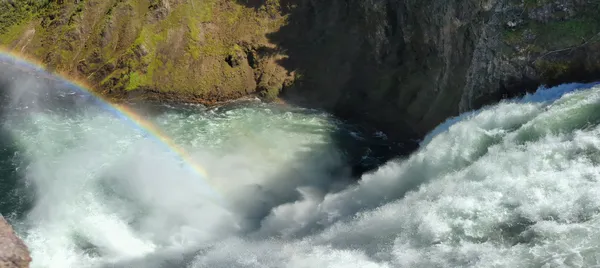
[[261, 0, 600, 140], [1, 0, 599, 141], [0, 0, 292, 104], [0, 217, 30, 268]]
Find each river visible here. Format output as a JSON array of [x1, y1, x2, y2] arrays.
[[2, 60, 600, 267]]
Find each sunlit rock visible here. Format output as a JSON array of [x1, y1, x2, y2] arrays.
[[0, 217, 31, 268]]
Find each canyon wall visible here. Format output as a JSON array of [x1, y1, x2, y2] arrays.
[[264, 0, 600, 140], [1, 0, 599, 140]]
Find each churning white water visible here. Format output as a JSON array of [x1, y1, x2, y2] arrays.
[[2, 62, 600, 267]]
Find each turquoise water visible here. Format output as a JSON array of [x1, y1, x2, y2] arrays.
[[0, 63, 396, 267], [3, 61, 600, 267]]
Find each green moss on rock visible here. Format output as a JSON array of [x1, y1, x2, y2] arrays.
[[504, 3, 600, 52], [535, 19, 600, 49], [0, 0, 288, 102], [535, 59, 571, 81]]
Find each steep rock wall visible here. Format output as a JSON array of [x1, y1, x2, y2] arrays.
[[260, 0, 600, 140], [1, 0, 599, 141], [0, 0, 291, 104]]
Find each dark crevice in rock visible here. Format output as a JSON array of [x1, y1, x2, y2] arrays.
[[245, 49, 258, 69], [225, 54, 239, 68]]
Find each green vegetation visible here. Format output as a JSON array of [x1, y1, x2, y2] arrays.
[[4, 0, 596, 104], [126, 71, 143, 90], [503, 28, 525, 45], [198, 0, 215, 22], [260, 85, 280, 102], [523, 0, 551, 10], [535, 59, 571, 81], [503, 13, 600, 51], [0, 20, 30, 44], [535, 18, 600, 49], [0, 1, 50, 34], [0, 0, 289, 101]]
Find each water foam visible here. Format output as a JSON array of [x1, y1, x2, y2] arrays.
[[3, 66, 600, 267]]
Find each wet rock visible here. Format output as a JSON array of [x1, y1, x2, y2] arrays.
[[0, 216, 31, 268]]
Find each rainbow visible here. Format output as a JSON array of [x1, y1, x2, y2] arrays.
[[0, 48, 223, 204]]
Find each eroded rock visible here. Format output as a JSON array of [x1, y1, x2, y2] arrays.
[[0, 216, 31, 268]]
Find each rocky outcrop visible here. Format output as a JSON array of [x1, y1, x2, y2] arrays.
[[0, 217, 30, 268], [462, 0, 600, 110], [250, 0, 600, 140], [2, 0, 599, 141], [0, 0, 292, 105]]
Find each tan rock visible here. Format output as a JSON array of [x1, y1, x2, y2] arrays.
[[0, 217, 31, 268]]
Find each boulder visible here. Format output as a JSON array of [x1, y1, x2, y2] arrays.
[[0, 217, 31, 268]]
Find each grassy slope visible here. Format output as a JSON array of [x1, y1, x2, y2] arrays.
[[0, 0, 286, 102]]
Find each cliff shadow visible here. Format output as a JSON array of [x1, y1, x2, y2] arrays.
[[234, 0, 420, 155], [227, 0, 420, 233], [237, 0, 600, 141], [225, 114, 415, 234], [236, 0, 425, 142]]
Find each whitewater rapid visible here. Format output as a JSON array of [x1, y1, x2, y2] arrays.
[[2, 63, 600, 267]]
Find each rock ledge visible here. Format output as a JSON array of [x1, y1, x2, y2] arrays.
[[0, 216, 30, 268]]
